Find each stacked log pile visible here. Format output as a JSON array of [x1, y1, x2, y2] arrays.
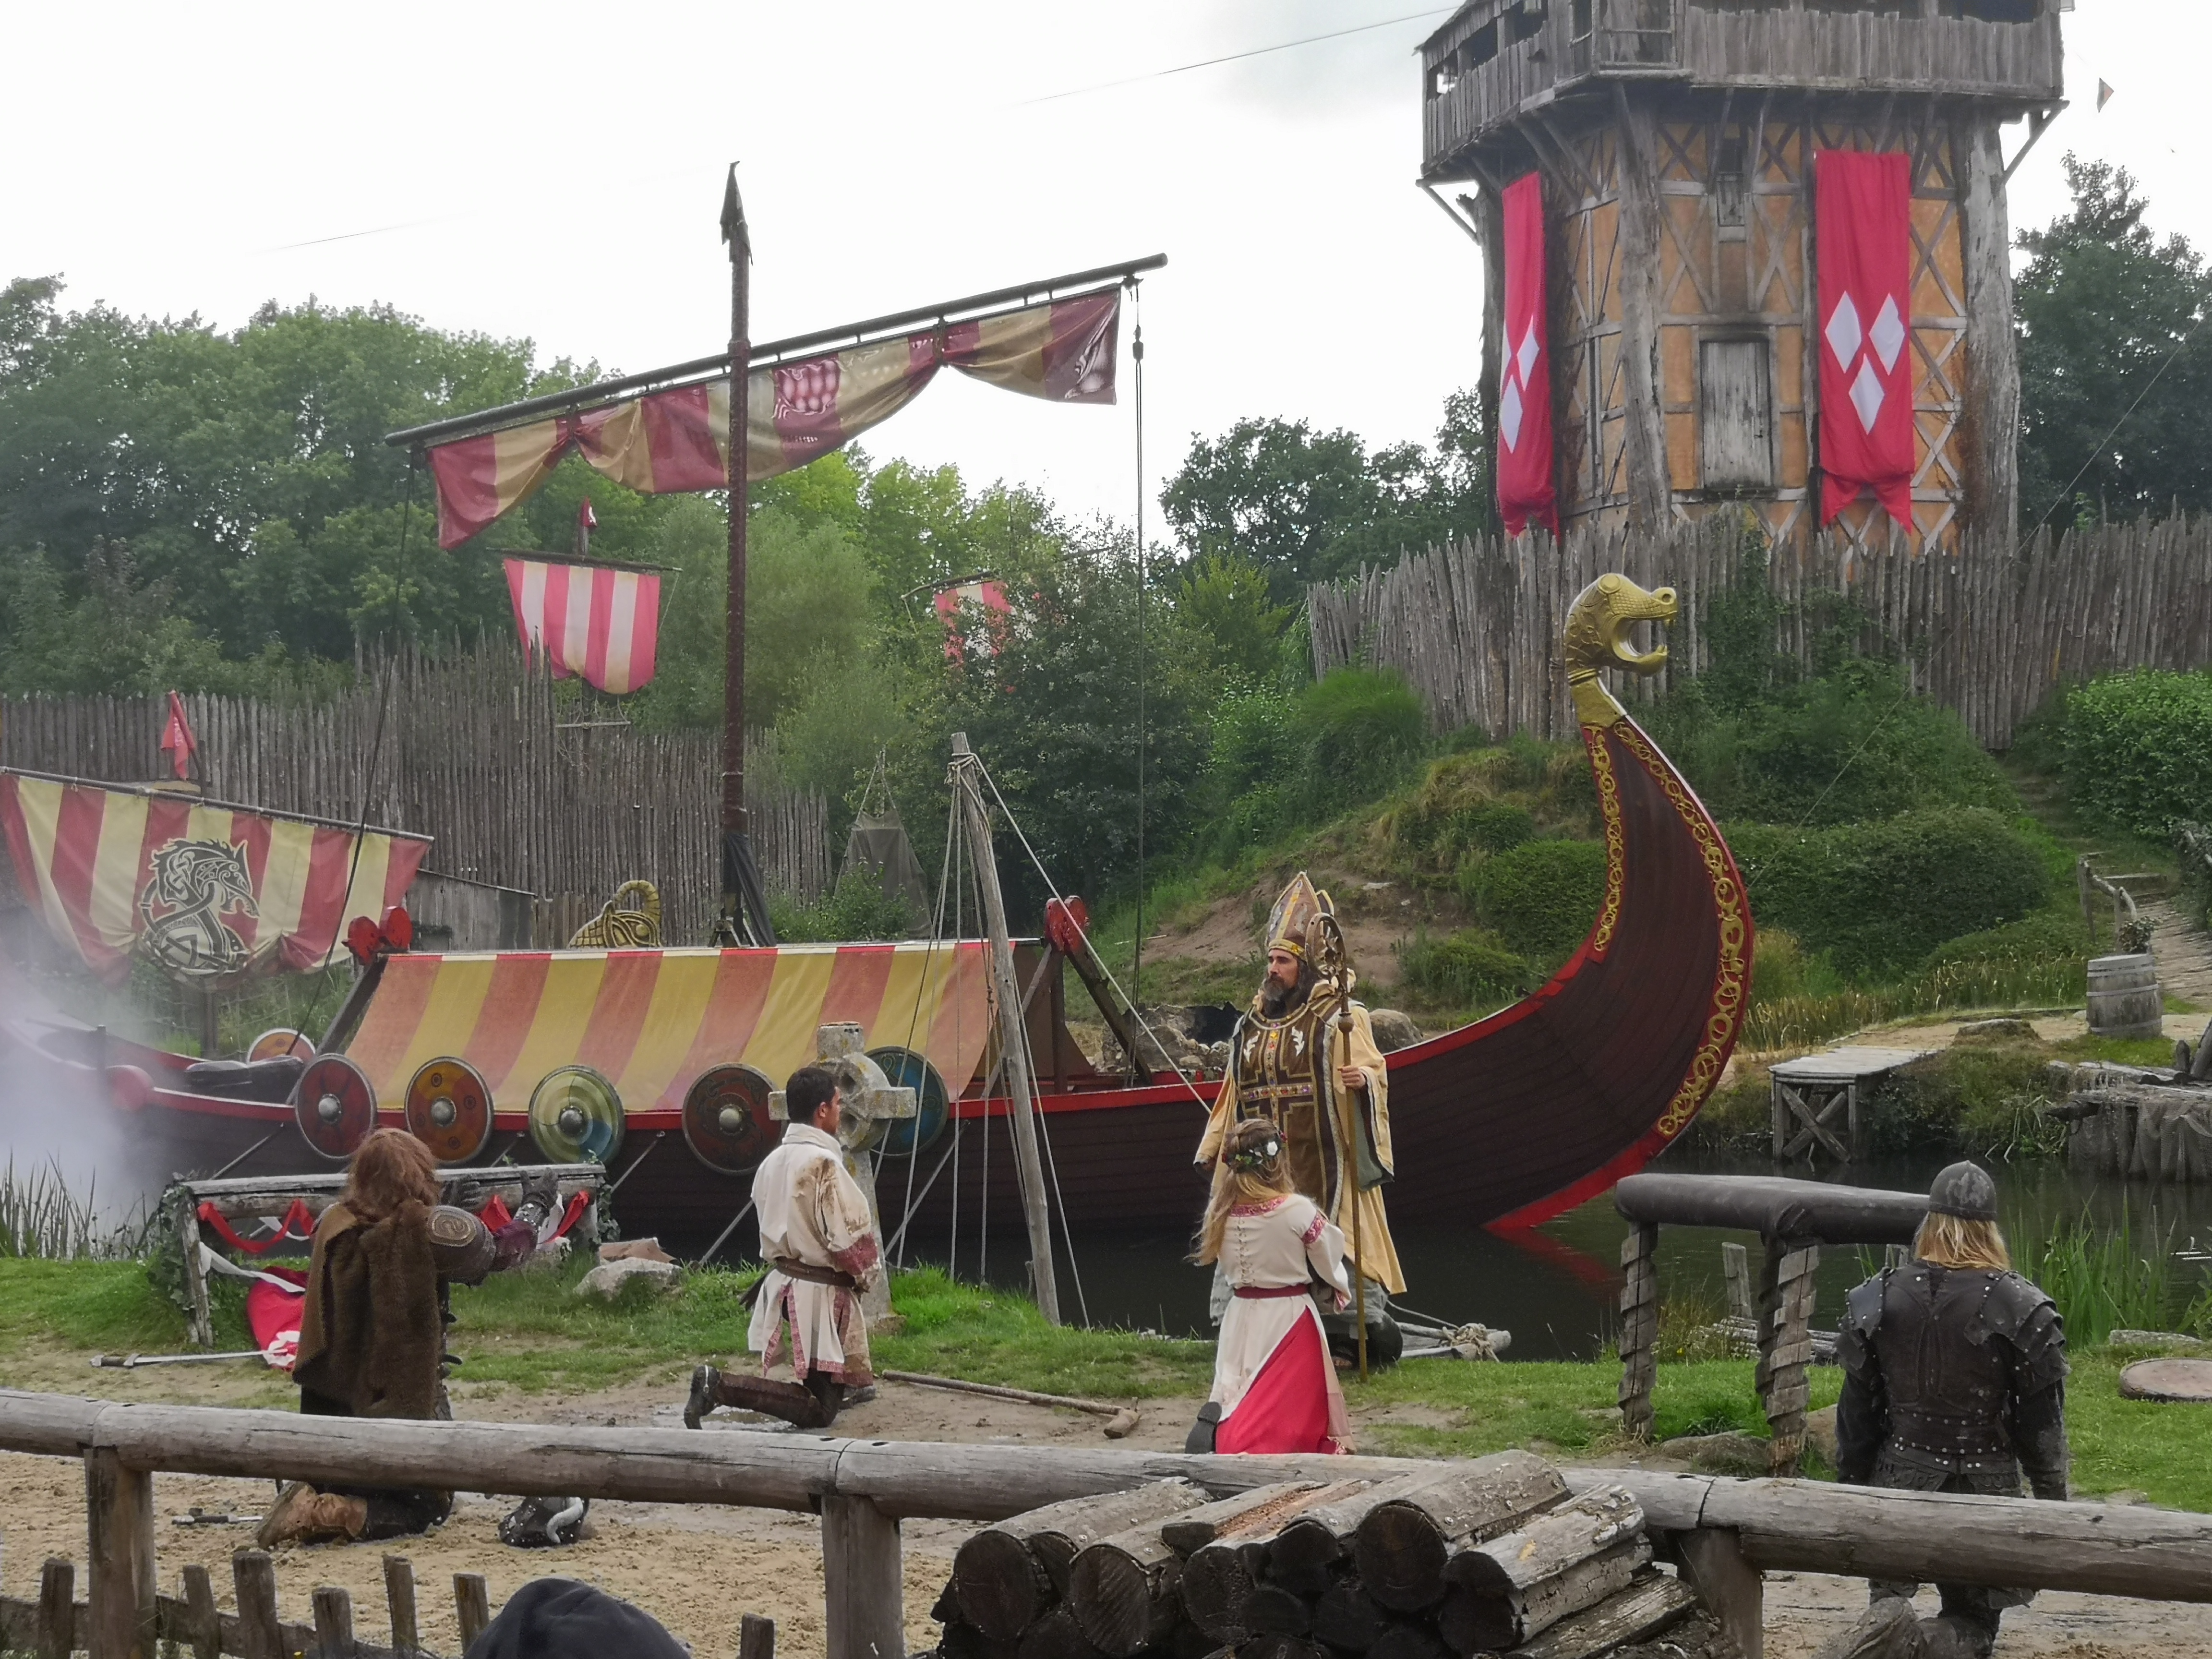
[[928, 1455, 1738, 1659]]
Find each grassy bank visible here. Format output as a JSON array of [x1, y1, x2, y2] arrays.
[[5, 1257, 2208, 1511]]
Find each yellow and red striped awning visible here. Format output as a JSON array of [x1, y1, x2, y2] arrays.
[[347, 942, 995, 1114]]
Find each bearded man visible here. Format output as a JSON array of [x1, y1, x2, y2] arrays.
[[1196, 873, 1404, 1304]]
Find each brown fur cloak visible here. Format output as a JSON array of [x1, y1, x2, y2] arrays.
[[291, 1200, 444, 1420]]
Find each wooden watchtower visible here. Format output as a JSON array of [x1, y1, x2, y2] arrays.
[[1418, 0, 2063, 548]]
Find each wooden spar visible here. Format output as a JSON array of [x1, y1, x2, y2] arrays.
[[718, 165, 760, 943], [1319, 912, 1367, 1378], [8, 1394, 2212, 1603], [950, 733, 1059, 1324]]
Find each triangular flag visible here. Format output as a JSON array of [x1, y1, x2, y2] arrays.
[[158, 690, 197, 781], [2098, 80, 2116, 112]]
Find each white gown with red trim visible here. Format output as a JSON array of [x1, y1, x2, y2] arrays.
[[1209, 1193, 1353, 1455], [746, 1123, 882, 1385]]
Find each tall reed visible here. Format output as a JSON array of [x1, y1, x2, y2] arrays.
[[0, 1159, 146, 1261], [2013, 1211, 2178, 1347]]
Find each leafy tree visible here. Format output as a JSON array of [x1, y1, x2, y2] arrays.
[[1175, 553, 1292, 684], [0, 276, 612, 667], [1158, 394, 1491, 605], [2016, 157, 2212, 528]]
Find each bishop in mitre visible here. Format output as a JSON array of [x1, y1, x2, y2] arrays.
[[1196, 873, 1405, 1299]]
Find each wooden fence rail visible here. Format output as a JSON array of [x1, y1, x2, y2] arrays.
[[0, 644, 832, 945], [2, 1389, 2207, 1659], [1308, 517, 2212, 749]]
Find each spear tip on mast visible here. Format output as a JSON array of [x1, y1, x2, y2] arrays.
[[721, 163, 750, 261]]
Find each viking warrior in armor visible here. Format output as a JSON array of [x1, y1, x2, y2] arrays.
[[1817, 1162, 2069, 1659], [1196, 873, 1404, 1301], [686, 1064, 884, 1430], [260, 1129, 564, 1547]]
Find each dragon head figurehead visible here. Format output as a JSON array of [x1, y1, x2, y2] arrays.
[[1564, 573, 1678, 728]]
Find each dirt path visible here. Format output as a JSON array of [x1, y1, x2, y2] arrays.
[[1, 1364, 2201, 1658]]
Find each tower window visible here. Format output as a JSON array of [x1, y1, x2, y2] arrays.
[[1714, 132, 1748, 239], [1701, 338, 1774, 491]]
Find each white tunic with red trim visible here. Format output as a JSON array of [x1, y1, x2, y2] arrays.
[[1209, 1193, 1353, 1455], [746, 1123, 882, 1385]]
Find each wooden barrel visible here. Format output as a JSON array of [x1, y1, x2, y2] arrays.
[[2087, 953, 2164, 1040]]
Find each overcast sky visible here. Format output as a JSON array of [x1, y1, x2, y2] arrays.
[[2, 1, 2187, 538]]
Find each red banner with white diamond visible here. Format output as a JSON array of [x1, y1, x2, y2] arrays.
[[1816, 150, 1914, 529], [1496, 172, 1558, 540]]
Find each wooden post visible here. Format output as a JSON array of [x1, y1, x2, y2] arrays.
[[179, 1563, 221, 1659], [1956, 112, 2020, 539], [1755, 1239, 1819, 1475], [178, 1192, 213, 1350], [949, 733, 1059, 1325], [1768, 1073, 1787, 1160], [232, 1551, 282, 1659], [383, 1555, 420, 1656], [1616, 1223, 1659, 1442], [737, 1611, 778, 1659], [454, 1574, 492, 1650], [1720, 1242, 1753, 1322], [84, 1448, 156, 1659], [1675, 1527, 1762, 1659], [312, 1586, 358, 1659], [822, 1494, 904, 1659], [36, 1557, 74, 1659]]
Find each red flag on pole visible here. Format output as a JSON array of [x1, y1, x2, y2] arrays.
[[158, 691, 196, 781], [1816, 150, 1915, 530], [1496, 172, 1558, 540]]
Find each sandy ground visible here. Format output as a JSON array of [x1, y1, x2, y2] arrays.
[[2, 1360, 2203, 1659]]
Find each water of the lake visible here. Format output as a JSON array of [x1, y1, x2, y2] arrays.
[[899, 1148, 2212, 1358]]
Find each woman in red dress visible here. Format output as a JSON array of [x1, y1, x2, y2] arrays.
[[1187, 1118, 1354, 1455]]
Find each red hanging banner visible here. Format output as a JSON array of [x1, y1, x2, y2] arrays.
[[1815, 150, 1915, 529], [1496, 172, 1558, 540]]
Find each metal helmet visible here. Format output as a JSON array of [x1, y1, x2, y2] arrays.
[[1927, 1160, 1998, 1221]]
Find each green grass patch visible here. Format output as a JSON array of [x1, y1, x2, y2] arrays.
[[0, 1258, 201, 1355]]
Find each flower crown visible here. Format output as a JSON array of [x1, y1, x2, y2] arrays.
[[1228, 1132, 1282, 1173]]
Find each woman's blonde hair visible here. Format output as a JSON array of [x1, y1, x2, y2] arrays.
[[1913, 1211, 2010, 1272], [342, 1127, 441, 1224], [1192, 1118, 1296, 1266]]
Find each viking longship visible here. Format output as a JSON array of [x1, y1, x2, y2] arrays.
[[0, 574, 1750, 1247]]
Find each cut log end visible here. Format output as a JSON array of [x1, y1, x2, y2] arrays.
[[956, 1529, 1057, 1641]]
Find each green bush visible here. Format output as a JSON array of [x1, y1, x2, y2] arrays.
[[1647, 661, 2014, 827], [2062, 669, 2212, 839], [1730, 808, 2050, 981], [1396, 928, 1534, 1007], [1295, 668, 1430, 811], [770, 870, 919, 942], [1468, 839, 1611, 962]]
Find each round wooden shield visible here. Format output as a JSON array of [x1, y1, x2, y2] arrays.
[[249, 1028, 315, 1063], [529, 1066, 625, 1165], [292, 1055, 375, 1160], [682, 1063, 778, 1175], [405, 1057, 493, 1165], [868, 1046, 950, 1158]]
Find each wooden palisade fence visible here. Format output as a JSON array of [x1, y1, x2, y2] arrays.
[[3, 1391, 2210, 1659], [1309, 517, 2212, 749], [0, 644, 832, 946]]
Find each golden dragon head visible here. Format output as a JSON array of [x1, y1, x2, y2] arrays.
[[1564, 573, 1678, 728]]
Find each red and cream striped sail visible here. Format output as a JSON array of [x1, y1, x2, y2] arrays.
[[0, 770, 430, 986], [428, 290, 1121, 549], [503, 558, 661, 695]]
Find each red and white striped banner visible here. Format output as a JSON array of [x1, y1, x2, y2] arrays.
[[932, 577, 1012, 661], [428, 289, 1121, 549], [0, 770, 430, 986], [503, 558, 661, 695]]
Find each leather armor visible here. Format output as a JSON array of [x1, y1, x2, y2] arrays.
[[426, 1205, 497, 1285], [1836, 1264, 2068, 1498]]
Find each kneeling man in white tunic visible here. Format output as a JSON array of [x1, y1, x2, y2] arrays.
[[685, 1065, 882, 1429]]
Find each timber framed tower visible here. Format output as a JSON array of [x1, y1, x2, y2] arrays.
[[1419, 0, 2062, 548]]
